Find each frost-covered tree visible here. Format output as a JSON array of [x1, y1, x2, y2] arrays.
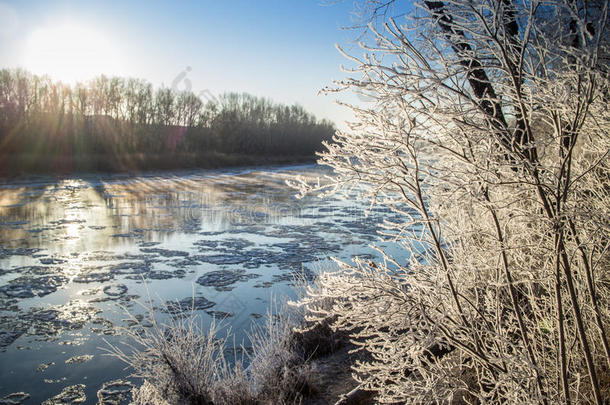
[[292, 0, 609, 403]]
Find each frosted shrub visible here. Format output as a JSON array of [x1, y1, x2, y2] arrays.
[[108, 306, 234, 405], [245, 306, 320, 403], [291, 0, 609, 403], [109, 299, 323, 405]]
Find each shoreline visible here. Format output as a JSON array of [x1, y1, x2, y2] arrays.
[[0, 152, 318, 180]]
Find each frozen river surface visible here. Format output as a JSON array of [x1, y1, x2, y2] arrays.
[[0, 164, 403, 404]]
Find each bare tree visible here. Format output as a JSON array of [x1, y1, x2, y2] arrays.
[[0, 69, 335, 171], [293, 0, 609, 403]]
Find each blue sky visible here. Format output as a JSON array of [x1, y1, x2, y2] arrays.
[[0, 0, 374, 128]]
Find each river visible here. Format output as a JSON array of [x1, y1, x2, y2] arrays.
[[0, 163, 403, 404]]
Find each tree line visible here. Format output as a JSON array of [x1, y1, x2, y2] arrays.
[[0, 69, 335, 173]]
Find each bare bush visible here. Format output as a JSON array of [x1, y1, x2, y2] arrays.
[[291, 0, 609, 403]]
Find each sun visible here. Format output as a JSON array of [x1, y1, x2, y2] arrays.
[[24, 22, 123, 84]]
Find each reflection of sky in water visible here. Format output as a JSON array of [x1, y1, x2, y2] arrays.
[[0, 164, 408, 403]]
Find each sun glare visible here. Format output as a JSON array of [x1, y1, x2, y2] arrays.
[[24, 23, 123, 84]]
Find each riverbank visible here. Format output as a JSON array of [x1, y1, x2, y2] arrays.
[[303, 341, 369, 405], [0, 152, 316, 178]]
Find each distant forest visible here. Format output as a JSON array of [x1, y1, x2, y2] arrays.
[[0, 69, 335, 174]]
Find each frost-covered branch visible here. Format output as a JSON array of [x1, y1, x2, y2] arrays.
[[293, 0, 609, 402]]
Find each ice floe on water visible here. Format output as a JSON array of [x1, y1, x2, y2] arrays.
[[65, 354, 94, 364], [0, 392, 30, 404], [165, 296, 215, 314], [41, 384, 86, 404], [96, 380, 133, 404], [196, 269, 261, 290], [0, 274, 67, 298]]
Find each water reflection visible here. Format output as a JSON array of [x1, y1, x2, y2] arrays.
[[0, 169, 325, 254]]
